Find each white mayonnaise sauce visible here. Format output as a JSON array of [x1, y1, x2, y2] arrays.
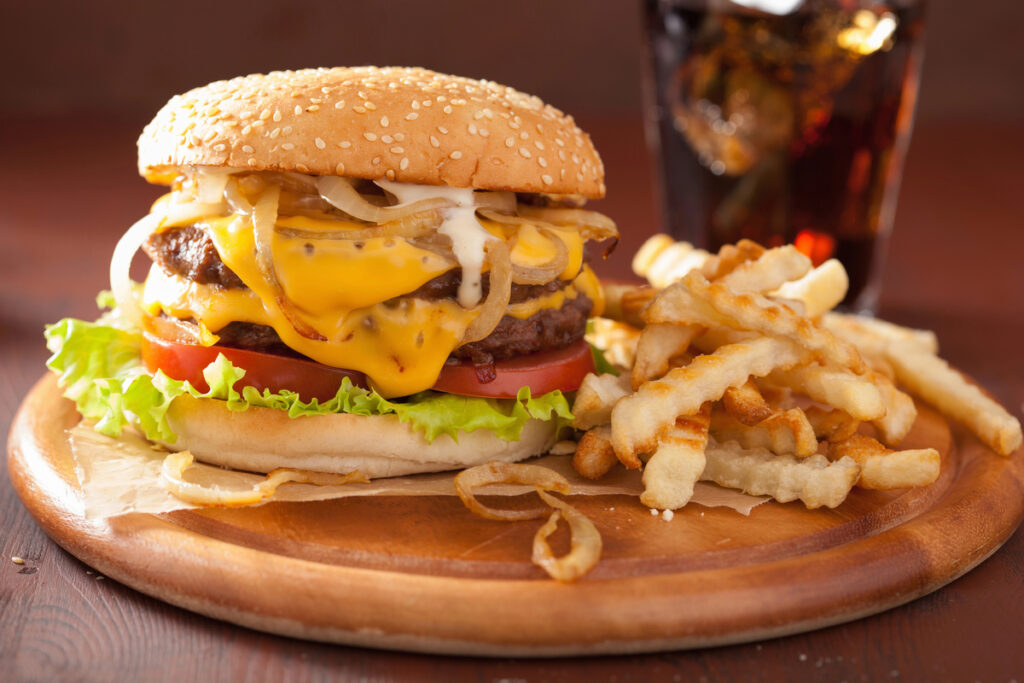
[[375, 179, 491, 308]]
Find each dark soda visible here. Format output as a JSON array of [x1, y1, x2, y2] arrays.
[[643, 0, 926, 310]]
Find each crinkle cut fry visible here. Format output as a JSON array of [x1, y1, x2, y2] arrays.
[[681, 271, 867, 374], [571, 371, 631, 431], [886, 346, 1022, 456], [722, 379, 775, 426], [825, 313, 1022, 455], [711, 245, 812, 296], [572, 426, 618, 480], [771, 259, 849, 319], [710, 406, 818, 458], [610, 336, 807, 467], [640, 403, 712, 510], [631, 323, 700, 390], [702, 439, 861, 509], [830, 433, 940, 490], [769, 364, 885, 422]]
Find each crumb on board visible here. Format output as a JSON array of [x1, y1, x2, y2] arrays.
[[11, 556, 24, 565], [662, 509, 675, 521]]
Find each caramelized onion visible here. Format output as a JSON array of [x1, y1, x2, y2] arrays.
[[143, 315, 207, 345], [454, 461, 571, 521], [223, 177, 253, 215], [251, 188, 325, 341], [110, 213, 162, 328], [511, 227, 569, 285], [318, 176, 454, 223], [532, 489, 603, 582], [195, 167, 239, 204], [160, 200, 227, 229], [276, 210, 444, 242], [516, 205, 618, 241], [161, 452, 368, 507], [473, 191, 517, 214], [461, 239, 512, 344]]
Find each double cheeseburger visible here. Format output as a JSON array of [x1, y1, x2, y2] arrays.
[[46, 67, 617, 477]]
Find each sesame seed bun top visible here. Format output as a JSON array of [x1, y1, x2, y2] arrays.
[[138, 66, 606, 198]]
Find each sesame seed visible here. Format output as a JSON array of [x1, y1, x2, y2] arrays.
[[270, 128, 281, 139], [294, 105, 302, 115], [390, 146, 404, 154], [248, 158, 258, 167], [422, 99, 432, 107], [272, 110, 282, 122], [450, 151, 463, 160], [443, 105, 453, 114], [555, 138, 565, 147], [282, 126, 292, 134], [468, 123, 478, 135], [307, 105, 320, 112], [213, 143, 226, 152], [372, 156, 381, 165], [411, 100, 421, 110], [365, 102, 377, 110], [259, 109, 271, 120], [282, 142, 295, 151], [335, 162, 346, 174], [242, 125, 252, 135], [438, 126, 448, 134], [572, 153, 580, 163], [386, 169, 396, 180], [541, 174, 553, 185], [353, 106, 367, 114], [315, 137, 326, 149], [535, 140, 545, 150], [380, 116, 389, 127], [479, 128, 490, 137], [334, 100, 347, 110], [364, 132, 377, 141], [242, 144, 254, 153], [505, 136, 515, 148], [519, 147, 532, 158], [429, 136, 440, 148], [558, 150, 567, 161], [338, 140, 352, 149], [400, 157, 409, 170], [538, 157, 548, 168], [519, 132, 528, 140], [393, 133, 405, 141], [405, 112, 419, 120], [296, 163, 309, 172]]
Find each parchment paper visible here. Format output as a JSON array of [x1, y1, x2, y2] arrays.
[[68, 422, 767, 519]]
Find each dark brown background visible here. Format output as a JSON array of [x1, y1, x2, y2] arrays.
[[3, 1, 1023, 681]]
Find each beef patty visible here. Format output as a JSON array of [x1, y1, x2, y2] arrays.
[[146, 225, 591, 366]]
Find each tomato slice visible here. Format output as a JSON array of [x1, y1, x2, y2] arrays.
[[140, 335, 367, 403], [431, 339, 596, 398], [141, 335, 595, 403]]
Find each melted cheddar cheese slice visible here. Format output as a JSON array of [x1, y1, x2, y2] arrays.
[[143, 213, 601, 397]]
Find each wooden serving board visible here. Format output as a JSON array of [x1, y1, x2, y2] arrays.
[[8, 374, 1024, 656]]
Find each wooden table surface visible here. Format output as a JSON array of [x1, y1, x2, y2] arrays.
[[2, 115, 1022, 681]]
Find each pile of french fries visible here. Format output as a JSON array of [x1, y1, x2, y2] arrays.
[[580, 235, 1022, 511]]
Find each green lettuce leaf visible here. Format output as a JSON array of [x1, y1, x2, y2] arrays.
[[44, 317, 574, 444]]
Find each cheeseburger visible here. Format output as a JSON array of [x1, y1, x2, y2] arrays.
[[45, 67, 617, 477]]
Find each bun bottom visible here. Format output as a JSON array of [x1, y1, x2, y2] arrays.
[[163, 395, 560, 478]]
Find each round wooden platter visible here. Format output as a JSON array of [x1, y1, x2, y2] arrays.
[[8, 375, 1024, 656]]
